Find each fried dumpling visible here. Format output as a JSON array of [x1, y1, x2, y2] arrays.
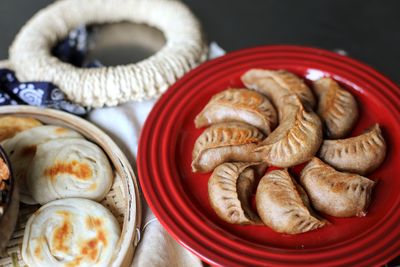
[[27, 138, 114, 205], [256, 169, 326, 234], [192, 122, 264, 172], [22, 198, 120, 267], [255, 97, 323, 167], [0, 116, 42, 142], [195, 88, 277, 135], [300, 158, 376, 217], [313, 78, 358, 139], [318, 124, 386, 175], [241, 69, 316, 118], [208, 162, 262, 225], [3, 125, 83, 204]]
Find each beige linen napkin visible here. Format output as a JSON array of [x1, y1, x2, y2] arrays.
[[87, 43, 225, 267]]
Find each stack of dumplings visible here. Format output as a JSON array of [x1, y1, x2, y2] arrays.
[[0, 117, 119, 267], [192, 69, 386, 235]]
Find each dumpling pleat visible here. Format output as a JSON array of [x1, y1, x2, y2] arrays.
[[241, 69, 316, 120], [195, 89, 277, 135], [313, 78, 358, 139], [192, 122, 264, 172], [256, 169, 326, 234], [208, 163, 261, 225], [318, 124, 386, 175], [300, 158, 376, 217], [255, 102, 322, 167]]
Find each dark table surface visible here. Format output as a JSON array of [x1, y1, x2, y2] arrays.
[[0, 0, 399, 266]]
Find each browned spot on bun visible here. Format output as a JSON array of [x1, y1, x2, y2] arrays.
[[81, 239, 99, 261], [89, 183, 97, 191], [54, 127, 68, 135], [86, 217, 108, 245], [52, 212, 72, 253], [80, 216, 108, 262], [44, 160, 93, 181], [34, 246, 40, 257], [86, 216, 102, 229], [97, 230, 107, 246], [57, 210, 71, 217], [34, 241, 43, 260], [65, 257, 83, 267]]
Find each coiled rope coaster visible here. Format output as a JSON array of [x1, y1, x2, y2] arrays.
[[10, 0, 208, 107]]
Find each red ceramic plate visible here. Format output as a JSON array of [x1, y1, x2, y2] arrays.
[[138, 45, 400, 266]]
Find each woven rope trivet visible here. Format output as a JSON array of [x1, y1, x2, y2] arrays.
[[10, 0, 208, 107]]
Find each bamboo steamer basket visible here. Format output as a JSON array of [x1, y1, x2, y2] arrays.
[[0, 105, 141, 267]]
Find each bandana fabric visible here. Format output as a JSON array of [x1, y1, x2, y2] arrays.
[[0, 26, 93, 115]]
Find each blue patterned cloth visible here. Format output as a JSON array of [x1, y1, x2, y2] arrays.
[[0, 26, 96, 115]]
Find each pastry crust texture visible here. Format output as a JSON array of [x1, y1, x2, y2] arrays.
[[313, 78, 358, 139], [241, 69, 316, 118], [301, 158, 376, 217], [192, 122, 264, 172], [22, 198, 120, 267], [0, 116, 42, 142], [191, 68, 385, 234], [28, 138, 114, 205], [255, 97, 323, 167], [208, 162, 262, 225], [256, 169, 326, 234], [195, 88, 277, 135], [319, 124, 386, 175], [3, 126, 83, 204]]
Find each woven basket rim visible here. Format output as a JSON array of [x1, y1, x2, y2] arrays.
[[9, 0, 208, 107]]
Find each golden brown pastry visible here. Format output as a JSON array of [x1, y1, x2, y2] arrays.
[[195, 88, 277, 135], [192, 122, 264, 172], [22, 198, 120, 267], [27, 138, 114, 205], [300, 158, 376, 217], [313, 78, 358, 139], [241, 69, 316, 118], [3, 125, 83, 204], [255, 97, 323, 167], [318, 124, 386, 175], [256, 169, 326, 234], [208, 162, 262, 225], [0, 116, 42, 142]]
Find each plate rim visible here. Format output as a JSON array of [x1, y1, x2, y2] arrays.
[[138, 45, 400, 267]]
